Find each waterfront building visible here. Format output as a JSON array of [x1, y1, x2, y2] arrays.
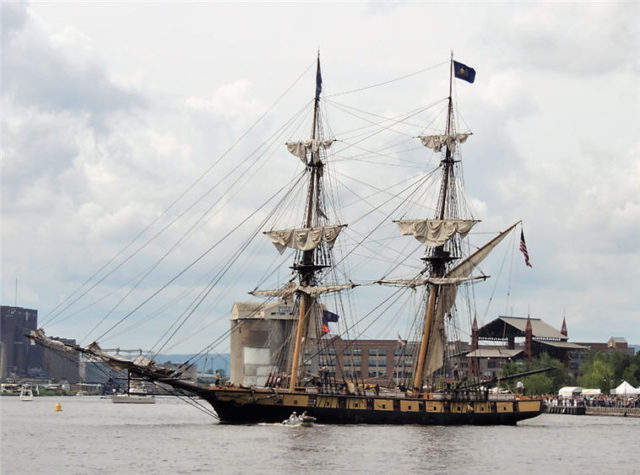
[[569, 337, 636, 375], [0, 305, 41, 380], [230, 300, 299, 387], [467, 315, 589, 379], [43, 336, 80, 383]]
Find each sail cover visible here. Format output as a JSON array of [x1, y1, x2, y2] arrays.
[[286, 139, 335, 164], [264, 225, 346, 254], [396, 219, 478, 247], [418, 133, 470, 153]]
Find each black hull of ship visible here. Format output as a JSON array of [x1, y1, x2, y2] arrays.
[[206, 400, 537, 425], [196, 388, 542, 426]]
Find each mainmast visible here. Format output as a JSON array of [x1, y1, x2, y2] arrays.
[[413, 55, 459, 391]]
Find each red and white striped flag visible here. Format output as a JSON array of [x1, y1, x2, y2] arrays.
[[520, 230, 532, 268]]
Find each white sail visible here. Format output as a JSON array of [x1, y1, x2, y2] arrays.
[[250, 282, 355, 299], [423, 222, 519, 378], [264, 224, 346, 254], [447, 222, 519, 279], [286, 139, 335, 164], [418, 133, 470, 153], [396, 219, 478, 247]]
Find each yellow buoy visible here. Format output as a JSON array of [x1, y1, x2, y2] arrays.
[[54, 402, 63, 412]]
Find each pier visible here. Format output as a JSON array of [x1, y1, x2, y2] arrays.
[[585, 407, 640, 417], [544, 405, 640, 417]]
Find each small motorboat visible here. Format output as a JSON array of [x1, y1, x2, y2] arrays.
[[20, 385, 34, 401], [282, 412, 316, 427]]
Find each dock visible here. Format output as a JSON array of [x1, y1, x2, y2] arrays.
[[545, 406, 586, 415], [545, 405, 640, 417], [585, 407, 640, 417]]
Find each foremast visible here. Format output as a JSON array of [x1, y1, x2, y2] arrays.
[[256, 55, 344, 391], [289, 55, 324, 391]]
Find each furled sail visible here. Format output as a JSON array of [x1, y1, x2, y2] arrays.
[[376, 275, 487, 288], [286, 139, 335, 164], [418, 133, 470, 153], [264, 224, 346, 254], [395, 219, 478, 247], [250, 281, 355, 299]]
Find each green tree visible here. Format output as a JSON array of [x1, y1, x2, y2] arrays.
[[522, 373, 552, 395], [498, 353, 572, 395], [578, 354, 614, 393], [621, 353, 640, 387]]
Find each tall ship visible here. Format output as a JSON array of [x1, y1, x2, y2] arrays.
[[30, 54, 542, 424]]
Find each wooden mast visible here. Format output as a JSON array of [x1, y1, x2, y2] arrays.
[[413, 54, 455, 392], [289, 54, 322, 391]]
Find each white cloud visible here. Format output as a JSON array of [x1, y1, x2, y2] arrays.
[[2, 2, 639, 352]]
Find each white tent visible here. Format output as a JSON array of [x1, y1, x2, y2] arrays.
[[611, 381, 640, 396], [581, 388, 601, 396], [558, 386, 582, 398]]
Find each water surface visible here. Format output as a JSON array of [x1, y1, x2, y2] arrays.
[[2, 396, 638, 474]]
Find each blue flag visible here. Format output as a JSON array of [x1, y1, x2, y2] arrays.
[[322, 310, 339, 323], [453, 61, 476, 83], [315, 57, 322, 100]]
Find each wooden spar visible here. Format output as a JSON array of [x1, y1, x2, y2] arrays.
[[439, 54, 455, 220], [413, 284, 438, 390], [289, 54, 322, 391], [288, 293, 309, 390]]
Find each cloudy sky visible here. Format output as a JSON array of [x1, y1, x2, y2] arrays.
[[2, 1, 639, 353]]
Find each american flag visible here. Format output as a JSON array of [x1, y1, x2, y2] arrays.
[[520, 230, 532, 268], [397, 334, 407, 347]]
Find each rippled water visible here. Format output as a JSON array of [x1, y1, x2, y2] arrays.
[[2, 396, 639, 474]]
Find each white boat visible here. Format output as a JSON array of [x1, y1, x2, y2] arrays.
[[111, 378, 155, 404], [111, 394, 155, 404], [19, 385, 34, 401]]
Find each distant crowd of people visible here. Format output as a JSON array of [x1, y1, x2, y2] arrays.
[[545, 394, 640, 408]]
